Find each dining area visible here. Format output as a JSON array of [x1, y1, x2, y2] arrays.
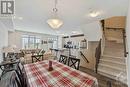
[[0, 49, 98, 87], [24, 59, 98, 87]]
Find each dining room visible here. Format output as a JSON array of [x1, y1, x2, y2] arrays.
[[0, 0, 130, 87]]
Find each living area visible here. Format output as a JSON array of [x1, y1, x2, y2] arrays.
[[0, 0, 130, 87]]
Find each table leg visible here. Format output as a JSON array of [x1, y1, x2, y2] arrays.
[[42, 55, 44, 60], [32, 56, 34, 63]]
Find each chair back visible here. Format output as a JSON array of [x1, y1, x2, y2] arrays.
[[18, 62, 27, 87], [39, 49, 45, 55], [0, 71, 22, 87], [68, 57, 80, 70], [10, 71, 22, 87], [59, 55, 68, 64], [15, 62, 27, 87]]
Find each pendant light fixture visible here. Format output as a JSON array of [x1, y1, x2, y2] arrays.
[[47, 0, 63, 29]]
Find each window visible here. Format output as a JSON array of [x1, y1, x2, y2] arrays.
[[48, 38, 58, 49], [22, 35, 41, 49]]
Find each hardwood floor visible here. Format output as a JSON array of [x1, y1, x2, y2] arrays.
[[79, 66, 128, 87]]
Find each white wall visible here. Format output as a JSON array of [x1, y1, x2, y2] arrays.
[[81, 21, 102, 41], [8, 31, 22, 48], [126, 1, 130, 86], [8, 31, 58, 51], [62, 36, 98, 70], [1, 19, 14, 31], [57, 36, 63, 49], [0, 22, 9, 61], [0, 21, 9, 75]]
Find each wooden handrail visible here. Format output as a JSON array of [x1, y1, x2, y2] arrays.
[[95, 39, 102, 73], [100, 20, 105, 56], [101, 34, 105, 55], [80, 51, 89, 63], [105, 27, 124, 30], [101, 20, 105, 31]]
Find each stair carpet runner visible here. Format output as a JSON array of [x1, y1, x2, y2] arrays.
[[97, 41, 127, 84]]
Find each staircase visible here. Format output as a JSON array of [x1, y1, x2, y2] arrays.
[[98, 40, 127, 84]]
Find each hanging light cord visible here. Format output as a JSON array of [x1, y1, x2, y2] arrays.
[[53, 0, 58, 13]]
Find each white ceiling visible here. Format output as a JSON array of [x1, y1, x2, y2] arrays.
[[13, 0, 129, 35]]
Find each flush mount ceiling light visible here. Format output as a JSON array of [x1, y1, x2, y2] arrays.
[[47, 0, 63, 29], [89, 11, 100, 17]]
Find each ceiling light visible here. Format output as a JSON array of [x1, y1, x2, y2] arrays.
[[89, 11, 100, 17], [47, 0, 63, 29], [47, 18, 63, 29]]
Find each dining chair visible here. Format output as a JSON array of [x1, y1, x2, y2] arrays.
[[39, 49, 45, 55], [10, 71, 22, 87], [31, 49, 45, 63], [0, 71, 22, 87], [59, 55, 68, 64], [14, 62, 27, 87], [68, 56, 80, 70], [18, 62, 27, 87], [31, 54, 44, 63]]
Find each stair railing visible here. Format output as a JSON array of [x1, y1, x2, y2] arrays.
[[95, 39, 102, 73], [80, 51, 89, 63], [95, 20, 105, 73], [101, 34, 105, 55], [122, 30, 128, 57], [100, 20, 106, 56]]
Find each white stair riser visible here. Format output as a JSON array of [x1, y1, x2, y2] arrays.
[[104, 48, 124, 52], [98, 64, 126, 71], [98, 70, 127, 81], [105, 44, 124, 50], [98, 71, 127, 84], [98, 71, 117, 79], [105, 46, 124, 50], [103, 51, 124, 57], [98, 64, 126, 72], [101, 57, 126, 63], [105, 41, 123, 45], [98, 65, 122, 74], [100, 60, 126, 69]]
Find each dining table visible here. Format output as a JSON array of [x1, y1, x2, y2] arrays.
[[24, 60, 98, 87]]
